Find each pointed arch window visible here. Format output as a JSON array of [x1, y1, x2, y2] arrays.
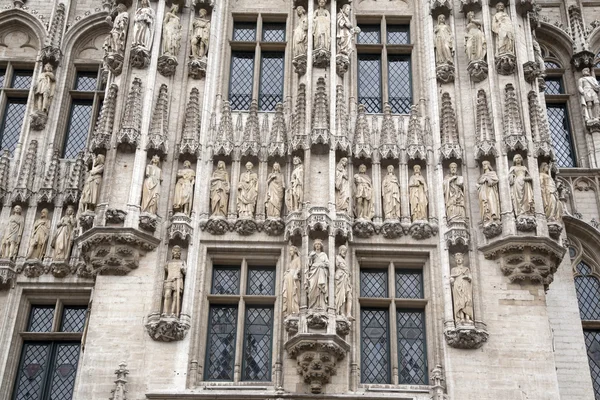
[[0, 64, 34, 154]]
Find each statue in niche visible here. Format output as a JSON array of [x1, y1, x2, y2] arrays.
[[162, 245, 186, 317], [443, 162, 466, 223], [0, 205, 24, 260], [313, 0, 331, 52], [265, 162, 284, 219], [162, 4, 181, 56], [354, 164, 374, 220], [334, 245, 352, 318], [337, 4, 359, 57], [450, 252, 473, 324], [477, 161, 501, 225], [579, 68, 600, 121], [532, 31, 545, 78], [283, 246, 301, 316], [26, 208, 50, 260], [52, 206, 76, 261], [141, 155, 161, 215], [287, 156, 303, 212], [508, 154, 534, 217], [491, 2, 515, 56], [104, 4, 129, 56], [33, 64, 55, 114], [465, 11, 486, 63], [306, 239, 329, 310], [79, 154, 105, 215], [210, 161, 230, 218], [293, 6, 308, 58], [539, 162, 563, 222], [132, 0, 155, 49], [335, 158, 350, 213], [434, 14, 454, 66], [409, 165, 428, 222], [173, 160, 195, 216], [191, 8, 211, 60], [382, 165, 401, 220], [237, 162, 258, 218]]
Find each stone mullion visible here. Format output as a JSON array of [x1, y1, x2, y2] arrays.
[[273, 247, 285, 389], [189, 247, 210, 387], [234, 258, 248, 383], [389, 261, 398, 385]]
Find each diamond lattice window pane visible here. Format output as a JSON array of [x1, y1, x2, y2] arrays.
[[13, 343, 50, 400], [259, 53, 284, 111], [242, 307, 273, 381], [212, 267, 241, 295], [233, 22, 256, 41], [75, 72, 98, 91], [544, 78, 564, 95], [387, 25, 410, 44], [358, 54, 382, 113], [547, 104, 575, 167], [388, 56, 412, 114], [575, 262, 600, 320], [0, 68, 5, 88], [205, 306, 238, 381], [63, 101, 93, 159], [396, 270, 423, 299], [360, 270, 388, 298], [247, 268, 275, 295], [397, 310, 427, 385], [28, 306, 55, 332], [229, 52, 255, 110], [585, 330, 600, 399], [48, 343, 80, 399], [357, 25, 380, 44], [61, 307, 87, 332], [0, 100, 26, 154], [361, 309, 390, 384], [11, 70, 32, 89], [262, 23, 285, 42], [545, 61, 561, 69]]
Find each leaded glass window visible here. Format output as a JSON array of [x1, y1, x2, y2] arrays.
[[575, 262, 600, 321], [262, 23, 285, 42], [585, 330, 600, 399], [545, 77, 564, 95], [358, 25, 380, 44], [205, 306, 238, 381], [63, 101, 93, 159], [387, 25, 410, 45], [247, 268, 275, 296], [547, 104, 575, 168], [396, 270, 423, 299], [0, 100, 26, 153], [397, 310, 427, 385], [27, 306, 55, 333], [229, 52, 255, 110], [13, 343, 51, 400], [361, 309, 390, 383], [360, 270, 388, 298], [60, 307, 87, 333], [233, 22, 256, 41], [388, 56, 412, 114], [545, 60, 561, 69], [212, 267, 241, 295], [259, 53, 284, 111], [11, 70, 32, 89], [358, 54, 382, 113], [242, 307, 273, 381], [0, 68, 6, 88], [74, 72, 98, 91]]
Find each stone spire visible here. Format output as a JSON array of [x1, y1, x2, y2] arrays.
[[90, 84, 118, 153], [502, 84, 527, 152], [268, 103, 287, 157], [407, 105, 426, 160], [334, 85, 350, 152], [475, 89, 496, 159], [40, 3, 65, 65], [439, 92, 462, 160], [291, 83, 307, 151], [38, 149, 59, 203], [241, 99, 260, 156], [117, 78, 143, 149], [353, 104, 371, 158], [379, 103, 399, 159], [311, 77, 329, 145], [146, 84, 169, 158], [528, 91, 553, 159], [12, 140, 37, 203], [179, 88, 201, 159], [213, 101, 234, 156]]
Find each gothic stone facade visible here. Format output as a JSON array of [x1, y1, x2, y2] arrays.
[[2, 0, 600, 399]]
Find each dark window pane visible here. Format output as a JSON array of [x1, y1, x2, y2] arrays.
[[547, 105, 575, 168], [233, 22, 256, 41], [205, 306, 238, 381], [358, 54, 382, 113], [247, 268, 275, 296], [12, 343, 51, 400], [242, 307, 273, 381], [545, 61, 561, 69], [387, 25, 410, 44], [397, 310, 427, 385], [358, 25, 380, 44], [212, 267, 240, 295], [360, 270, 388, 298], [229, 52, 254, 110], [0, 100, 26, 153], [585, 330, 600, 399], [262, 23, 285, 42], [575, 262, 600, 320], [0, 68, 5, 88], [74, 72, 98, 91], [11, 70, 33, 89], [396, 270, 423, 299], [28, 306, 55, 332], [388, 55, 412, 114], [361, 309, 390, 383], [62, 101, 93, 159], [259, 52, 284, 111], [544, 78, 564, 95], [47, 343, 80, 399], [61, 307, 87, 333]]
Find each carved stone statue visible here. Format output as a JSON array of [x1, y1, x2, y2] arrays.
[[306, 239, 329, 310], [434, 14, 454, 66], [477, 161, 501, 225], [132, 0, 155, 49], [191, 8, 211, 59], [382, 165, 401, 220], [334, 245, 352, 317], [293, 6, 308, 58], [287, 156, 303, 212], [173, 160, 195, 216], [313, 0, 331, 52], [237, 162, 258, 218], [409, 165, 428, 222], [283, 246, 301, 316], [354, 164, 374, 220], [26, 208, 50, 260], [335, 158, 350, 213], [52, 205, 76, 261], [540, 162, 563, 222], [0, 205, 24, 260], [443, 162, 466, 223], [265, 162, 284, 218], [337, 4, 358, 57], [210, 161, 230, 218], [450, 253, 473, 323], [79, 154, 105, 214], [465, 11, 486, 63], [33, 64, 56, 114], [141, 155, 161, 215], [579, 68, 600, 121], [162, 245, 186, 317], [532, 31, 545, 78], [162, 4, 181, 56], [104, 4, 129, 55], [508, 154, 534, 217], [491, 2, 515, 56]]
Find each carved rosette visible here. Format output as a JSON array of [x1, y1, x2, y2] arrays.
[[495, 53, 517, 75], [0, 259, 17, 289], [467, 60, 488, 82], [444, 322, 489, 349], [145, 314, 191, 342]]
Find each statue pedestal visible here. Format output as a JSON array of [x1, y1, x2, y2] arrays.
[[336, 54, 349, 76], [188, 57, 207, 79], [139, 212, 158, 232], [409, 220, 436, 240], [157, 54, 178, 77], [436, 63, 455, 83], [444, 320, 489, 349], [293, 54, 307, 76], [104, 52, 124, 75], [30, 110, 48, 131], [20, 259, 47, 278], [201, 216, 231, 235], [495, 53, 517, 75], [313, 48, 330, 68], [263, 217, 284, 236], [467, 60, 488, 82], [381, 219, 404, 239], [352, 219, 375, 238], [130, 45, 151, 69], [145, 313, 191, 342], [0, 259, 16, 289]]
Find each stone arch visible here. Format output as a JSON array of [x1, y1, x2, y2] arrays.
[[537, 23, 574, 62], [0, 11, 46, 59], [62, 13, 110, 63], [565, 217, 600, 274]]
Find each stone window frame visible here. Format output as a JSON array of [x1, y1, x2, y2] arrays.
[[0, 62, 35, 155]]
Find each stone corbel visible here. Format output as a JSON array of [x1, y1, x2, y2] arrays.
[[285, 211, 305, 240], [333, 214, 353, 240], [572, 51, 596, 71], [431, 0, 452, 17], [444, 320, 489, 349], [409, 220, 438, 240], [234, 218, 260, 235], [200, 217, 232, 235], [445, 223, 470, 250], [459, 0, 481, 14], [263, 218, 285, 236], [145, 313, 191, 342], [515, 0, 536, 16], [168, 214, 193, 244], [307, 207, 331, 234], [0, 259, 16, 290], [495, 53, 517, 75], [139, 213, 159, 232], [352, 220, 375, 238]]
